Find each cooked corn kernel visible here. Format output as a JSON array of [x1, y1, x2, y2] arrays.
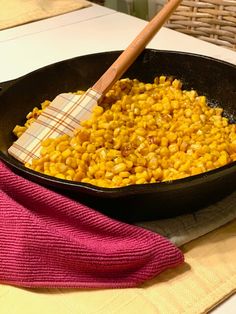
[[15, 76, 236, 188]]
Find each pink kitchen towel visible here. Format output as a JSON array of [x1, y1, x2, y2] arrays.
[[0, 161, 184, 288]]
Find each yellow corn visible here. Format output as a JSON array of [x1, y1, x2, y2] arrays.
[[14, 76, 236, 187]]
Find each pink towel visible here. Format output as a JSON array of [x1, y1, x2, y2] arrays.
[[0, 161, 184, 288]]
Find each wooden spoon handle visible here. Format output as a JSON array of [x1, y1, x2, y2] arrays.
[[92, 0, 182, 95]]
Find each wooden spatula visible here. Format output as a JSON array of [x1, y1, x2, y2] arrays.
[[8, 0, 182, 164]]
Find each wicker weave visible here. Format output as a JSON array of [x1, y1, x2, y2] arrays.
[[165, 0, 236, 50]]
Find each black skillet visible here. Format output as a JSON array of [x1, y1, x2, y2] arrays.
[[0, 49, 236, 222]]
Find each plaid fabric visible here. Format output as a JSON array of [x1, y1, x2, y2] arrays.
[[8, 88, 101, 164]]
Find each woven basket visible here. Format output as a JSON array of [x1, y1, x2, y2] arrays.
[[165, 0, 236, 50]]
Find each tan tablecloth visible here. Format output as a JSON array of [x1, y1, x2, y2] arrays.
[[0, 0, 91, 30]]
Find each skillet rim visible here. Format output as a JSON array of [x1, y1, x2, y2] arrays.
[[0, 48, 236, 198]]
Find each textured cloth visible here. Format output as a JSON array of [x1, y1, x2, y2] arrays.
[[137, 189, 236, 247], [0, 161, 183, 288], [0, 0, 91, 31], [1, 219, 235, 314]]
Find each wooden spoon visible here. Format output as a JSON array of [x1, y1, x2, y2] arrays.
[[8, 0, 182, 164]]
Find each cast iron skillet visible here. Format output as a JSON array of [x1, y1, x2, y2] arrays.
[[0, 49, 236, 222]]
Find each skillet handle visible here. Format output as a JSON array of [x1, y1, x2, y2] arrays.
[[0, 78, 18, 95]]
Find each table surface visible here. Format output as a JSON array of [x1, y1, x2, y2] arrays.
[[0, 3, 235, 313]]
